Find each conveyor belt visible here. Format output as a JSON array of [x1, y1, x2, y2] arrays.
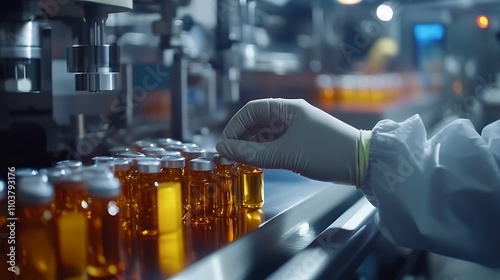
[[171, 170, 366, 280]]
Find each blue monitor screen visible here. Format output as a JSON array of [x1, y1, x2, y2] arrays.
[[414, 24, 445, 44]]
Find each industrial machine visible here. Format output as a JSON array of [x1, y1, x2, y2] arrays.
[[2, 0, 500, 279]]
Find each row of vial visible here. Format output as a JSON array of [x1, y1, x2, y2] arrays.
[[0, 138, 264, 280]]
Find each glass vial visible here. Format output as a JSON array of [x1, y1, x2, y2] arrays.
[[158, 156, 185, 229], [188, 158, 218, 261], [136, 160, 162, 237], [55, 173, 89, 280], [133, 140, 156, 152], [17, 175, 57, 280], [238, 164, 264, 209], [108, 146, 131, 156], [86, 169, 124, 279], [158, 156, 187, 276], [92, 156, 115, 165], [214, 155, 239, 217]]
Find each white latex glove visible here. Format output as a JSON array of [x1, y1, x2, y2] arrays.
[[216, 98, 363, 185]]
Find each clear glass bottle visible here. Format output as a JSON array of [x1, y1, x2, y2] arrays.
[[237, 164, 264, 209], [17, 175, 57, 280], [86, 169, 124, 279], [136, 160, 161, 237], [55, 173, 89, 280], [214, 155, 239, 217]]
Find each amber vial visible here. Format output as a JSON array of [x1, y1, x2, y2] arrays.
[[40, 167, 69, 213], [238, 164, 264, 209], [214, 155, 239, 217], [17, 175, 57, 280], [136, 160, 161, 236], [55, 173, 89, 280], [188, 158, 218, 225], [86, 169, 125, 279], [237, 208, 265, 237], [158, 156, 185, 232], [184, 148, 206, 187]]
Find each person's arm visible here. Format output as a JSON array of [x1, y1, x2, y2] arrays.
[[361, 115, 500, 267]]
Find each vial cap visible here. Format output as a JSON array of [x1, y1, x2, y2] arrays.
[[108, 146, 131, 156], [146, 150, 182, 158], [18, 175, 54, 205], [160, 156, 185, 169], [39, 167, 68, 184], [137, 160, 161, 174], [163, 144, 188, 154], [132, 157, 158, 166], [190, 158, 215, 171], [214, 154, 236, 165], [0, 180, 5, 201], [134, 140, 157, 149], [56, 160, 83, 173], [60, 173, 88, 190], [141, 146, 166, 155], [181, 142, 198, 148], [116, 151, 146, 158], [112, 158, 130, 172], [87, 176, 121, 198], [15, 168, 38, 177], [153, 138, 182, 146], [184, 148, 206, 162], [92, 156, 115, 165]]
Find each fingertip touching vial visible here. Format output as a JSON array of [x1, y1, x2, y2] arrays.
[[17, 174, 57, 280]]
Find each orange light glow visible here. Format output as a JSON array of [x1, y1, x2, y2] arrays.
[[477, 15, 489, 29], [453, 81, 463, 94]]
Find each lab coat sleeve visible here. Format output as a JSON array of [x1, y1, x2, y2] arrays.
[[360, 115, 500, 267]]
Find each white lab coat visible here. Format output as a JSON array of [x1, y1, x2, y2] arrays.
[[360, 115, 500, 268]]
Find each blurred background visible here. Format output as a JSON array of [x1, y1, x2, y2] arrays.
[[1, 0, 500, 279]]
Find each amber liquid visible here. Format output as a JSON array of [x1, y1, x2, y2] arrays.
[[236, 208, 265, 238], [188, 171, 218, 225], [136, 173, 159, 237], [158, 168, 185, 221], [158, 229, 187, 277], [238, 165, 264, 209], [86, 198, 124, 279], [18, 204, 57, 280], [214, 165, 239, 217], [115, 169, 139, 280], [138, 236, 163, 280], [55, 180, 88, 280]]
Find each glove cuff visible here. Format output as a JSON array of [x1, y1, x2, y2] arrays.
[[356, 130, 373, 188]]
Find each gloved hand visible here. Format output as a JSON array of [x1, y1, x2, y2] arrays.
[[216, 98, 364, 186]]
